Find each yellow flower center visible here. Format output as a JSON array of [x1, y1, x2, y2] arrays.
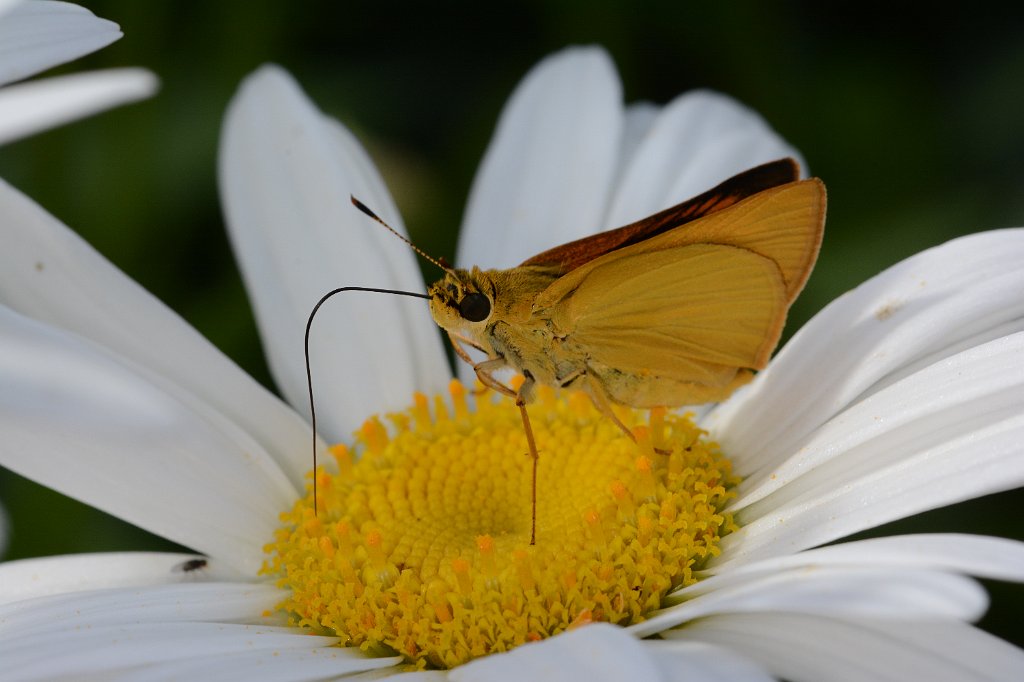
[[264, 379, 740, 669]]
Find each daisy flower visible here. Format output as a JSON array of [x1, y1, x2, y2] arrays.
[[0, 0, 157, 146], [1, 46, 1023, 680]]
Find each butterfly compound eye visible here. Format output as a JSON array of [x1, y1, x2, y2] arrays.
[[458, 293, 491, 322]]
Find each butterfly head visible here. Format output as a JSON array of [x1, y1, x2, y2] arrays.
[[427, 269, 494, 336]]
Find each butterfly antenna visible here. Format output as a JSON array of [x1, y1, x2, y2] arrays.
[[305, 285, 430, 514], [350, 196, 456, 275]]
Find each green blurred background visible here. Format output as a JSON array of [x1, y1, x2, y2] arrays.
[[1, 0, 1022, 645]]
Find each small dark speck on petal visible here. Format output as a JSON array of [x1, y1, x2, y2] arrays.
[[875, 300, 902, 321]]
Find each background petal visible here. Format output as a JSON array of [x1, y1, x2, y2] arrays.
[[614, 101, 660, 185], [219, 64, 450, 444], [0, 0, 120, 87], [0, 306, 296, 575], [0, 177, 313, 488], [708, 228, 1024, 476], [603, 90, 804, 228], [456, 46, 623, 269], [0, 68, 157, 145]]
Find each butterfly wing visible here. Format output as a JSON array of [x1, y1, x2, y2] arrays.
[[521, 158, 801, 275], [536, 179, 825, 407]]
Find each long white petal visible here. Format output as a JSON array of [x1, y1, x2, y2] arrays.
[[736, 328, 1024, 507], [0, 622, 397, 681], [670, 613, 1024, 682], [0, 176, 313, 488], [0, 306, 295, 575], [0, 583, 283, 636], [450, 623, 663, 682], [0, 68, 157, 144], [0, 0, 120, 87], [0, 552, 249, 604], [704, 533, 1024, 581], [456, 46, 623, 269], [219, 64, 450, 444], [603, 90, 803, 228], [630, 567, 986, 637], [708, 228, 1024, 476], [719, 333, 1024, 565], [100, 647, 401, 682]]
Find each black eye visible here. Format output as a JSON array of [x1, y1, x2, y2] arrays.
[[458, 293, 491, 322]]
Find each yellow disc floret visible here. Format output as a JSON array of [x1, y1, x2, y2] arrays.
[[264, 380, 739, 669]]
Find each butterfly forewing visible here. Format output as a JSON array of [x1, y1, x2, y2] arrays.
[[520, 158, 801, 275], [654, 179, 826, 301]]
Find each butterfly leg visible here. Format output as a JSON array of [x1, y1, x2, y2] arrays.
[[585, 372, 670, 455], [447, 330, 487, 366], [447, 331, 498, 396], [473, 359, 540, 546]]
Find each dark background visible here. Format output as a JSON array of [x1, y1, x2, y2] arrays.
[[1, 0, 1022, 645]]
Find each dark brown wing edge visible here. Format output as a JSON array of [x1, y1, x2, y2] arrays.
[[520, 157, 801, 274]]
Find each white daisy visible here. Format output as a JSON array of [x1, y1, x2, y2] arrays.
[[0, 0, 157, 146], [1, 46, 1022, 680]]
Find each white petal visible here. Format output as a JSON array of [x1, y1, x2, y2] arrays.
[[615, 101, 660, 182], [736, 328, 1024, 507], [0, 0, 120, 87], [719, 333, 1024, 565], [670, 613, 1024, 682], [381, 674, 451, 681], [630, 566, 986, 637], [0, 583, 283, 636], [603, 90, 804, 228], [456, 46, 623, 269], [0, 175, 313, 489], [0, 0, 20, 21], [100, 647, 400, 682], [705, 533, 1024, 582], [450, 623, 662, 682], [0, 67, 157, 144], [707, 228, 1024, 475], [0, 552, 250, 604], [644, 640, 774, 682], [0, 306, 295, 575], [219, 64, 450, 444], [1, 622, 395, 681]]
